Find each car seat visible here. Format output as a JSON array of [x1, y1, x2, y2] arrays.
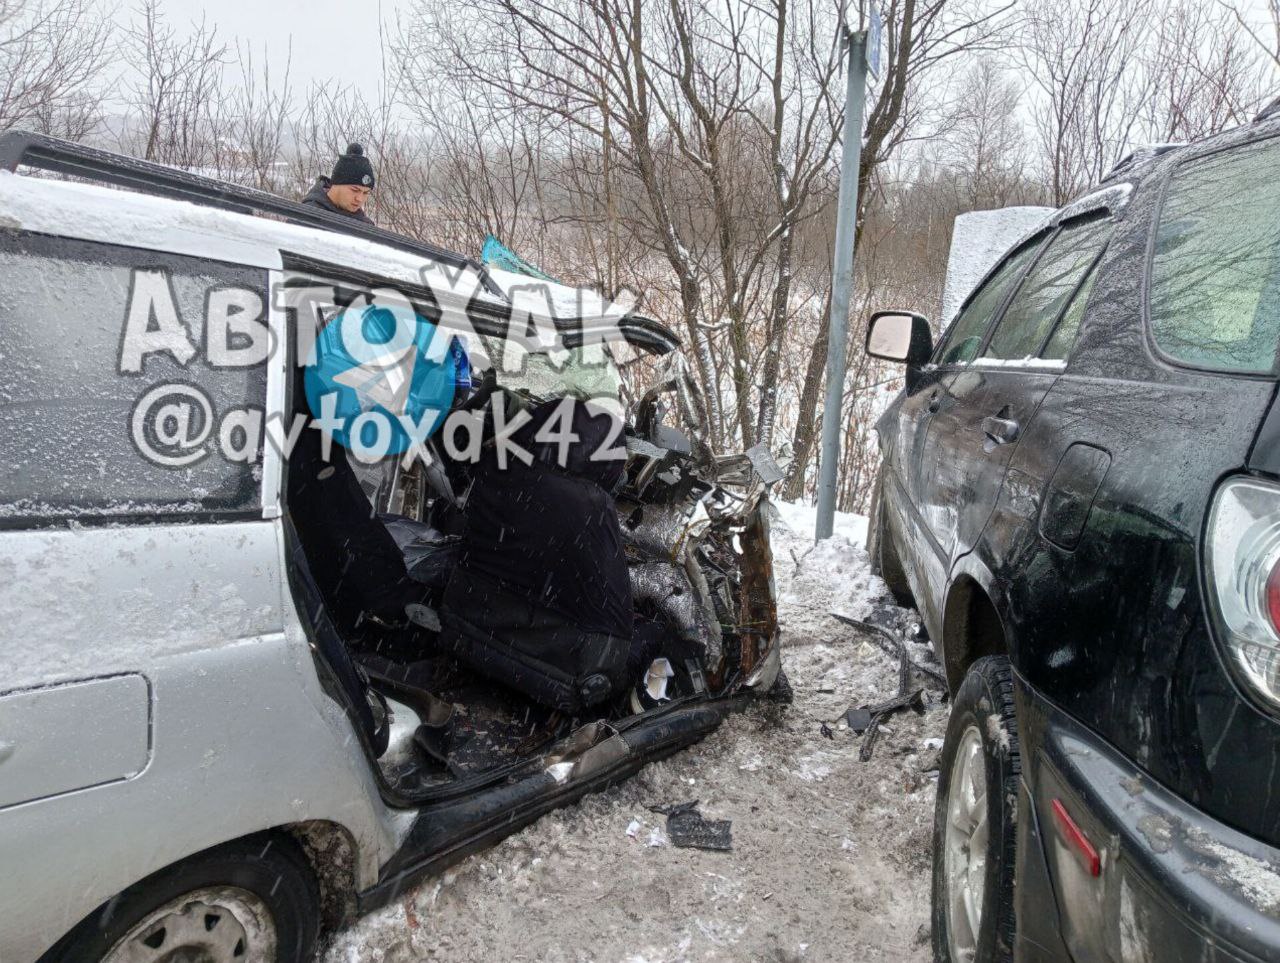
[[438, 396, 636, 713]]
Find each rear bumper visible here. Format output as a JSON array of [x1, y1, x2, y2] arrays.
[[1015, 674, 1280, 963]]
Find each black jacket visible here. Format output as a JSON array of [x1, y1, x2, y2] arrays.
[[301, 176, 373, 223]]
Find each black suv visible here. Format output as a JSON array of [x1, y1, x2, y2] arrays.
[[866, 115, 1280, 962]]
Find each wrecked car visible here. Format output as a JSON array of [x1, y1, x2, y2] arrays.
[[0, 131, 782, 963], [866, 109, 1280, 961]]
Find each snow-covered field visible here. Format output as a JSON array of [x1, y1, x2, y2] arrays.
[[324, 502, 948, 962]]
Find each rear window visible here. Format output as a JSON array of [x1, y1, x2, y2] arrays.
[[0, 233, 268, 524], [1150, 137, 1280, 375]]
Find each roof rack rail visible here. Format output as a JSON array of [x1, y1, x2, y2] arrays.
[[1101, 143, 1186, 183], [0, 130, 503, 295]]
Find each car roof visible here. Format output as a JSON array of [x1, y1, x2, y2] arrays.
[[0, 131, 680, 353], [1095, 111, 1280, 196], [0, 131, 496, 283], [0, 169, 508, 300]]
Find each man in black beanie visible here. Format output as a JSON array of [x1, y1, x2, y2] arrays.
[[302, 142, 376, 223]]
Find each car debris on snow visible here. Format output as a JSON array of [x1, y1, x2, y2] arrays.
[[324, 501, 946, 961], [817, 605, 949, 761], [830, 610, 949, 691], [846, 706, 874, 733], [856, 692, 926, 761], [649, 800, 734, 851]]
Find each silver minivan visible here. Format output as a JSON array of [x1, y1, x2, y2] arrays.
[[0, 132, 782, 963]]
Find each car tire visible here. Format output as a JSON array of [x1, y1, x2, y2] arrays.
[[42, 833, 320, 963], [931, 655, 1019, 963], [867, 470, 914, 607]]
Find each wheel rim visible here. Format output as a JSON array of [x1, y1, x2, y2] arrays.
[[944, 726, 989, 963], [102, 886, 277, 963]]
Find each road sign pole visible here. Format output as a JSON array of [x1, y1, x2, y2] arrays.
[[815, 28, 867, 540]]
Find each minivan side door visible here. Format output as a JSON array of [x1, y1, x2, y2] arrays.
[[0, 231, 390, 962]]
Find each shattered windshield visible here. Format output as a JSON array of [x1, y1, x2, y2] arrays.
[[481, 335, 626, 419]]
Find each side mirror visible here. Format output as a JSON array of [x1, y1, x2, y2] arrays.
[[866, 310, 933, 365]]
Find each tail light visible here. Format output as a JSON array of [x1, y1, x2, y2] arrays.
[[1206, 477, 1280, 708]]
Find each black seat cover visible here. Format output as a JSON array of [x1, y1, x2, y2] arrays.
[[288, 438, 417, 626], [440, 397, 634, 711]]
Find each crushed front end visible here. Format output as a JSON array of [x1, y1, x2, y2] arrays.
[[619, 358, 783, 703]]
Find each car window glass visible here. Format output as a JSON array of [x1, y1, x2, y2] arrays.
[[1041, 260, 1100, 361], [984, 219, 1112, 361], [1150, 136, 1280, 374], [937, 242, 1040, 366], [0, 232, 268, 524], [481, 334, 624, 419]]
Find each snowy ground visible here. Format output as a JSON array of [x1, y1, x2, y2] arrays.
[[324, 502, 949, 962]]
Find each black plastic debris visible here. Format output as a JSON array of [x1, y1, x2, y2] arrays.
[[820, 722, 835, 740], [857, 689, 927, 761], [830, 611, 949, 691], [846, 706, 873, 733], [649, 800, 733, 851], [826, 607, 949, 761], [866, 688, 928, 718]]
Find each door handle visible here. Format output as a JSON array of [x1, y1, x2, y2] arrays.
[[927, 391, 941, 414], [982, 415, 1020, 447]]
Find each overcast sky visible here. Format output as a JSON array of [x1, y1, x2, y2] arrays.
[[116, 0, 1280, 108], [113, 0, 404, 100]]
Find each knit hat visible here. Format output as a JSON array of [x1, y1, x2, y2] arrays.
[[331, 143, 375, 188]]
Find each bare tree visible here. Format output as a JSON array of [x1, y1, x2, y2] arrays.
[[122, 0, 227, 167], [396, 64, 553, 256], [1220, 0, 1280, 72], [1142, 1, 1268, 142], [1021, 0, 1155, 205], [782, 0, 1012, 500], [0, 0, 110, 137], [219, 41, 295, 191], [946, 58, 1029, 206], [396, 0, 856, 450]]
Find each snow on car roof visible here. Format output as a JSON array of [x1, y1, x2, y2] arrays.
[[485, 265, 619, 321], [0, 169, 512, 311]]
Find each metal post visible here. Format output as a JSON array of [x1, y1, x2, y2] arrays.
[[815, 29, 867, 540]]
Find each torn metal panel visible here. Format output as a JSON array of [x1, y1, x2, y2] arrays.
[[622, 490, 715, 564], [629, 561, 722, 669], [714, 444, 785, 488], [737, 504, 779, 677], [621, 360, 782, 697]]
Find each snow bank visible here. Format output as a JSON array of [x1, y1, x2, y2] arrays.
[[768, 500, 883, 643], [940, 206, 1053, 327], [770, 498, 868, 547]]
